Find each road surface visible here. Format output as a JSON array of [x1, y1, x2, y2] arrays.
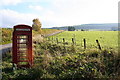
[[44, 30, 64, 37], [0, 43, 12, 56]]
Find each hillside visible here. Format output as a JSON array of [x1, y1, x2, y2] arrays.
[[1, 28, 13, 45], [50, 23, 118, 31]]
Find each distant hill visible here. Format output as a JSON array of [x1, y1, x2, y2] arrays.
[[50, 23, 118, 31]]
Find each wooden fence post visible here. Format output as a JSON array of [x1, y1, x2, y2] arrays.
[[63, 38, 65, 43], [48, 37, 50, 41], [96, 40, 101, 50], [52, 37, 53, 41], [83, 38, 86, 49], [73, 34, 76, 45], [72, 38, 75, 45], [51, 37, 53, 43], [56, 38, 58, 44]]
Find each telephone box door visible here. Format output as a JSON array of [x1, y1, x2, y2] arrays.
[[12, 25, 33, 68]]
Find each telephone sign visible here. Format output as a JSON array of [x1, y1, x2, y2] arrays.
[[12, 24, 33, 68]]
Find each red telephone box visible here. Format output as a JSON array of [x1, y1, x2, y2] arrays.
[[12, 24, 33, 68]]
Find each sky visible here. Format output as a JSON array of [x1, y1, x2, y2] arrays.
[[0, 0, 119, 28]]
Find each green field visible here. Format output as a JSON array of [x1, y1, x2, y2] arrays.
[[49, 31, 118, 49]]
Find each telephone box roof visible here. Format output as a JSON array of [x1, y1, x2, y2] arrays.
[[14, 24, 32, 28]]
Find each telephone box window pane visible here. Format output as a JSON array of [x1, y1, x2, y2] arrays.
[[17, 50, 27, 53], [17, 35, 28, 44], [17, 35, 27, 38], [18, 62, 29, 65], [17, 39, 27, 43], [19, 53, 27, 56], [19, 44, 27, 47], [18, 48, 27, 51]]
